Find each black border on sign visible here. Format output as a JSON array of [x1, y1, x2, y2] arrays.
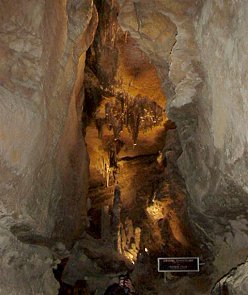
[[157, 257, 200, 272]]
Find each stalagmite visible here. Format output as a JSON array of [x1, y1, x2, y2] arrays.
[[111, 182, 122, 250], [106, 164, 110, 187], [134, 227, 141, 251], [101, 205, 111, 241]]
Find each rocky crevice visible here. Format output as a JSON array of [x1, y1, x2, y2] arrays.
[[70, 2, 203, 293]]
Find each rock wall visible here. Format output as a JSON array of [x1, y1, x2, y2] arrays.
[[194, 0, 248, 213], [0, 0, 97, 294], [212, 259, 248, 295], [193, 0, 248, 278], [118, 0, 248, 290]]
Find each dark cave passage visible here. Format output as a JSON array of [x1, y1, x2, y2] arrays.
[[55, 1, 203, 294]]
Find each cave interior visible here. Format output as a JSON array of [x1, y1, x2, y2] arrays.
[[1, 0, 248, 295]]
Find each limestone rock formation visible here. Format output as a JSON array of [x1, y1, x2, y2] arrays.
[[61, 233, 133, 293], [0, 222, 58, 295], [192, 0, 248, 280], [212, 259, 248, 295], [0, 0, 97, 294]]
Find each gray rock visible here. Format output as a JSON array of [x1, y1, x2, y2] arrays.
[[212, 259, 248, 295]]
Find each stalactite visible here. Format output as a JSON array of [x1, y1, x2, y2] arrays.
[[125, 31, 128, 43], [95, 118, 104, 139], [101, 86, 164, 145], [105, 102, 111, 119]]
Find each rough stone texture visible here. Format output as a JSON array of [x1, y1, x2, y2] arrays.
[[0, 215, 58, 295], [212, 259, 248, 295], [62, 233, 133, 294], [0, 0, 97, 294], [193, 0, 248, 280], [194, 0, 248, 212], [118, 0, 248, 292]]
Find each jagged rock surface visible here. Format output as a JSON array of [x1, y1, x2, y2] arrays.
[[0, 218, 58, 295], [193, 0, 248, 279], [0, 0, 97, 294], [61, 234, 133, 294]]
